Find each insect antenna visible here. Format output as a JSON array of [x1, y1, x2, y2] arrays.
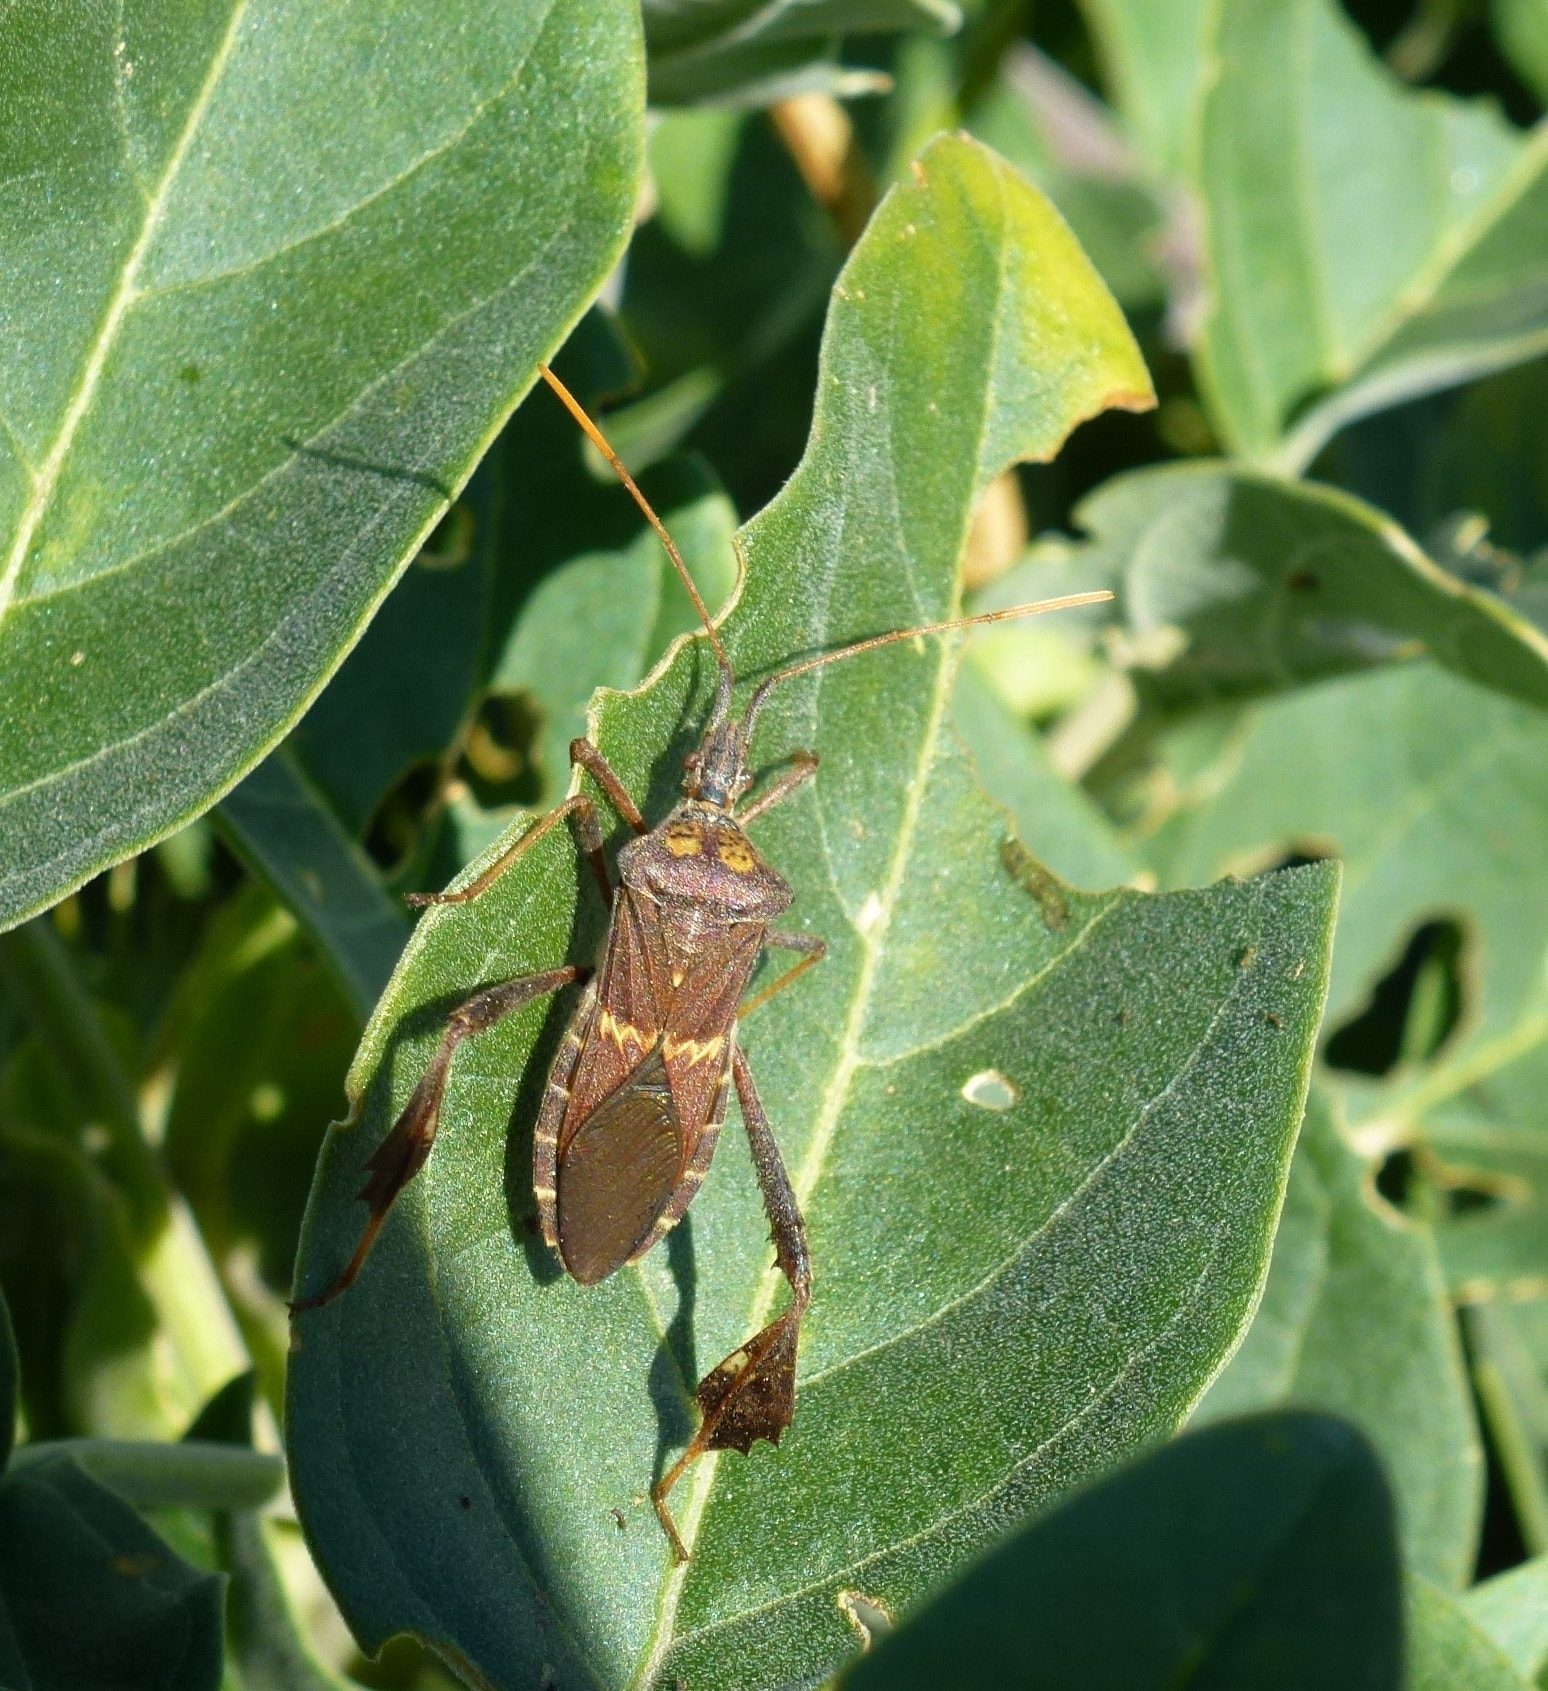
[[539, 364, 729, 672], [740, 588, 1114, 740]]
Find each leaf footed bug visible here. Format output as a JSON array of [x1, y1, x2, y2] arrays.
[[290, 363, 1111, 1562]]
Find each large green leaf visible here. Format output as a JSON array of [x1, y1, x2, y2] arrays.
[[1197, 0, 1548, 469], [0, 0, 642, 931], [1079, 0, 1212, 180], [1051, 461, 1548, 714], [1465, 1554, 1548, 1681], [643, 0, 958, 106], [841, 1411, 1401, 1691], [1495, 0, 1548, 105], [1141, 663, 1548, 1077], [1194, 1092, 1481, 1588], [1411, 1580, 1537, 1691], [287, 138, 1332, 1689]]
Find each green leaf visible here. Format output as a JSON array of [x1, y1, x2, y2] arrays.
[[0, 0, 643, 932], [1494, 0, 1548, 105], [1194, 1092, 1482, 1588], [1411, 1578, 1536, 1691], [0, 1446, 225, 1691], [286, 136, 1340, 1690], [643, 0, 958, 107], [1060, 461, 1548, 714], [1141, 663, 1548, 1085], [1196, 0, 1548, 469], [950, 660, 1141, 890], [964, 48, 1168, 314], [839, 1411, 1401, 1690], [216, 751, 409, 1023], [1465, 1554, 1548, 1680], [1079, 0, 1213, 179], [8, 1437, 281, 1512], [1319, 354, 1548, 565], [218, 1511, 354, 1691], [0, 1283, 14, 1473]]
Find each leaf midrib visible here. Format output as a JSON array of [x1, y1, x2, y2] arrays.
[[0, 0, 252, 632], [663, 1241, 1224, 1665]]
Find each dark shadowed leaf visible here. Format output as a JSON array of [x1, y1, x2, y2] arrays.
[[216, 751, 408, 1021], [840, 1411, 1401, 1691], [0, 1445, 225, 1691]]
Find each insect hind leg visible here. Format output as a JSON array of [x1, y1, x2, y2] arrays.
[[291, 965, 586, 1313], [653, 1046, 810, 1562]]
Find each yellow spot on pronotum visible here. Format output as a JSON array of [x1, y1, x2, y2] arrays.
[[717, 836, 756, 873], [665, 824, 703, 857], [671, 968, 685, 988]]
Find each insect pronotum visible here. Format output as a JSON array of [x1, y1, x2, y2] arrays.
[[291, 363, 1112, 1562]]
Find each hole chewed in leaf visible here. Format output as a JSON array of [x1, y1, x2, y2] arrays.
[[1001, 838, 1069, 929], [1325, 918, 1467, 1076], [415, 500, 475, 570], [458, 691, 545, 809], [962, 1070, 1019, 1111], [838, 1588, 894, 1651]]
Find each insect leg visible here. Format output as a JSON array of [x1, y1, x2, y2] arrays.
[[407, 794, 610, 910], [734, 750, 819, 825], [652, 1047, 810, 1563], [290, 964, 586, 1312], [737, 931, 827, 1022], [570, 737, 649, 835]]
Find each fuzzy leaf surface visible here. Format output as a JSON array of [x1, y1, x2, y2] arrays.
[[287, 137, 1334, 1691], [0, 0, 641, 929]]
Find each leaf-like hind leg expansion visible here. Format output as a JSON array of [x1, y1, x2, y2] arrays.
[[290, 965, 587, 1313], [406, 793, 611, 911], [653, 1046, 811, 1562]]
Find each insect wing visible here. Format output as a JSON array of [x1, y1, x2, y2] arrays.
[[557, 1048, 682, 1284], [560, 887, 662, 1144], [658, 920, 763, 1132]]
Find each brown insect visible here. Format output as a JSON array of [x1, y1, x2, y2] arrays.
[[291, 363, 1110, 1560]]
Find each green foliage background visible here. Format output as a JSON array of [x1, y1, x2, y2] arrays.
[[5, 0, 1548, 1686]]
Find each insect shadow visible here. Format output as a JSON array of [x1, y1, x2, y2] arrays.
[[649, 1218, 700, 1481]]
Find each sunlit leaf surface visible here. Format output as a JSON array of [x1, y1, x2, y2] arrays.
[[0, 0, 641, 929]]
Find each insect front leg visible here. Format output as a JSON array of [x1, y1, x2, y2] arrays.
[[570, 737, 649, 835], [407, 793, 611, 911], [735, 749, 818, 825], [738, 929, 827, 1022], [652, 1046, 811, 1563], [291, 965, 587, 1312]]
